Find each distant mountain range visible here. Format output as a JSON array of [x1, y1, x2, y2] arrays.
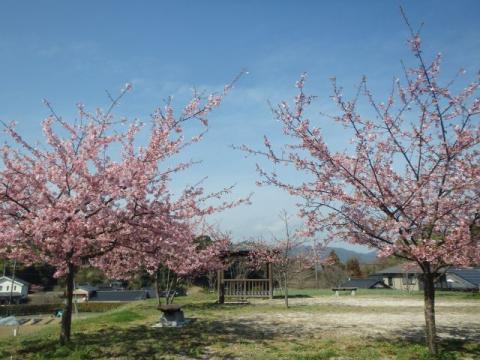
[[292, 245, 378, 264], [325, 247, 378, 264]]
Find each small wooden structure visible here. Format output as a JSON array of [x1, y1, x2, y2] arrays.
[[217, 249, 273, 304]]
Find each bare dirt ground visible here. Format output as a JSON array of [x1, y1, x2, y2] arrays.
[[226, 296, 480, 341], [1, 296, 478, 344], [256, 295, 480, 308]]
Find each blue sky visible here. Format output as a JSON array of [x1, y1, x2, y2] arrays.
[[1, 1, 479, 252]]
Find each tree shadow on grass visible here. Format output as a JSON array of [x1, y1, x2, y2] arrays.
[[371, 326, 480, 359], [5, 310, 480, 359], [10, 317, 281, 359]]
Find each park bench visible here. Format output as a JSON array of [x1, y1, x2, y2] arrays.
[[331, 287, 357, 296]]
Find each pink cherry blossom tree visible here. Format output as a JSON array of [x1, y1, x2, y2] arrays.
[[0, 75, 243, 344], [100, 219, 233, 305], [240, 12, 480, 354], [249, 210, 321, 308]]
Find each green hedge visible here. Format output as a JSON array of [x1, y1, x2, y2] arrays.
[[77, 302, 124, 312], [0, 303, 61, 316], [0, 302, 124, 316]]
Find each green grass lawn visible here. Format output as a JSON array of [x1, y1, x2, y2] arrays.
[[0, 290, 478, 359]]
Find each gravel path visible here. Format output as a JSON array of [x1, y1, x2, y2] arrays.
[[255, 295, 480, 308], [230, 296, 480, 341]]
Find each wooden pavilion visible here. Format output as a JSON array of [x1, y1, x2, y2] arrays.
[[217, 249, 273, 304]]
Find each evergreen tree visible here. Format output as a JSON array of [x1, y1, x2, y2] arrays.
[[346, 257, 363, 278]]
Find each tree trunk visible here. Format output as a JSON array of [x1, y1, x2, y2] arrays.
[[423, 272, 438, 355], [165, 269, 172, 304], [313, 239, 319, 289], [60, 263, 75, 345], [268, 262, 273, 299], [155, 269, 162, 306], [284, 273, 289, 308], [168, 289, 177, 304], [166, 273, 178, 304], [217, 269, 224, 304]]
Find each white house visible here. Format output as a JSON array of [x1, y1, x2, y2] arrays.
[[0, 276, 29, 303], [375, 264, 479, 292], [73, 284, 98, 302]]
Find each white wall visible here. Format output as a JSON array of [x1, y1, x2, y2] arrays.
[[383, 275, 420, 291], [0, 278, 28, 297]]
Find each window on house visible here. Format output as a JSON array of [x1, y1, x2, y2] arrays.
[[14, 285, 17, 290], [0, 285, 2, 291], [402, 274, 416, 285], [6, 286, 9, 291], [387, 277, 393, 286]]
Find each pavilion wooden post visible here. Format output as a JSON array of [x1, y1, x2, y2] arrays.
[[268, 262, 273, 299], [217, 269, 225, 304]]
